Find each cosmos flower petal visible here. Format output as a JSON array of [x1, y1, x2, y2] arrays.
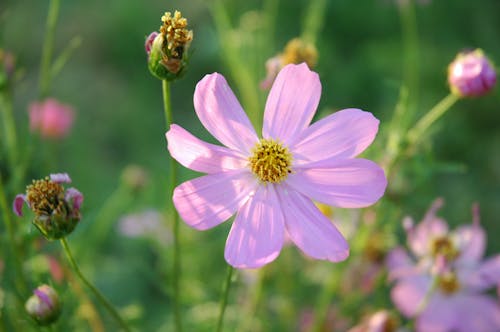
[[453, 294, 500, 332], [166, 124, 247, 173], [224, 185, 284, 269], [13, 194, 27, 216], [65, 188, 84, 211], [173, 170, 257, 231], [292, 108, 380, 163], [263, 63, 320, 144], [416, 295, 458, 332], [193, 73, 258, 154], [288, 158, 387, 208], [277, 187, 349, 262], [386, 247, 419, 281], [454, 224, 486, 264], [466, 255, 500, 291], [391, 275, 431, 317], [50, 173, 71, 183]]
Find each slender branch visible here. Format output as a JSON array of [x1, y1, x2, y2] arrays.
[[59, 238, 131, 332], [162, 79, 182, 332], [39, 0, 60, 98], [216, 265, 235, 332]]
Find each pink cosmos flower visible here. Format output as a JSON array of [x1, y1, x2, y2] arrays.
[[166, 63, 387, 269], [29, 98, 75, 139], [388, 200, 500, 332]]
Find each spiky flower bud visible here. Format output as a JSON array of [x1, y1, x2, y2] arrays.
[[448, 49, 496, 97], [13, 173, 83, 240], [25, 284, 61, 326], [147, 10, 193, 81]]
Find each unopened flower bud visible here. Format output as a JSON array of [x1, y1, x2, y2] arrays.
[[13, 173, 83, 240], [448, 49, 496, 97], [25, 284, 61, 326], [147, 10, 193, 81], [121, 165, 148, 192]]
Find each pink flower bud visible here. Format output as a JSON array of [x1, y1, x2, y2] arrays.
[[448, 49, 496, 97], [25, 284, 61, 326], [29, 98, 75, 139]]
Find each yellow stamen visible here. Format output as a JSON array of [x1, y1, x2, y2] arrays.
[[249, 139, 292, 183], [438, 272, 460, 294], [431, 236, 459, 261], [160, 10, 193, 59], [26, 178, 65, 216]]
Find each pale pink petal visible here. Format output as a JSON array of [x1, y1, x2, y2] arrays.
[[166, 124, 247, 174], [391, 275, 431, 317], [173, 170, 257, 230], [263, 63, 320, 145], [416, 294, 459, 332], [465, 255, 500, 291], [454, 224, 485, 264], [287, 158, 387, 208], [407, 216, 449, 258], [13, 194, 27, 216], [224, 185, 284, 269], [50, 173, 71, 183], [291, 109, 380, 163], [386, 247, 418, 281], [193, 73, 258, 154], [454, 294, 500, 332], [277, 186, 349, 262], [65, 188, 83, 210]]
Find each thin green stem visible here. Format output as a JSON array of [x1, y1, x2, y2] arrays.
[[216, 265, 235, 332], [162, 79, 182, 332], [407, 93, 460, 146], [0, 92, 19, 173], [59, 238, 131, 332], [0, 173, 28, 296], [301, 0, 328, 45], [39, 0, 60, 98]]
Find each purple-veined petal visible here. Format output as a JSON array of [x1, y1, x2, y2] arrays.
[[291, 108, 380, 164], [166, 124, 248, 174], [193, 73, 258, 154], [287, 158, 387, 208], [416, 294, 459, 332], [453, 294, 500, 332], [277, 186, 349, 262], [454, 224, 485, 264], [391, 275, 432, 318], [263, 63, 320, 144], [50, 173, 71, 183], [13, 194, 27, 216], [224, 185, 284, 269], [173, 170, 257, 231], [65, 188, 83, 211]]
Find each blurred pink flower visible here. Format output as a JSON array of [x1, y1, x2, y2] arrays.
[[118, 209, 172, 245], [29, 98, 75, 139], [448, 49, 496, 97], [348, 310, 400, 332], [388, 200, 500, 332], [166, 63, 387, 269]]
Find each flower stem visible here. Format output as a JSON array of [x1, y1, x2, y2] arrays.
[[301, 0, 328, 45], [407, 93, 460, 146], [162, 79, 183, 332], [39, 0, 60, 98], [59, 238, 131, 332], [216, 265, 235, 332], [0, 92, 19, 174]]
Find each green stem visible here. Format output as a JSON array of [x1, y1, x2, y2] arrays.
[[301, 0, 328, 45], [407, 93, 460, 146], [216, 265, 235, 332], [59, 238, 131, 332], [0, 173, 28, 296], [162, 79, 182, 332], [39, 0, 60, 98], [0, 92, 19, 173]]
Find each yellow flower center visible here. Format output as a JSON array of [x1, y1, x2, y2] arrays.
[[437, 272, 460, 294], [249, 139, 292, 183], [431, 236, 459, 261], [26, 178, 65, 216]]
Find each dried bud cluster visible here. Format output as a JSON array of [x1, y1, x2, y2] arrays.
[[14, 173, 83, 240], [147, 10, 193, 81]]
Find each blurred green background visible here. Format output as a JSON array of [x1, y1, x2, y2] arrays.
[[1, 0, 500, 330]]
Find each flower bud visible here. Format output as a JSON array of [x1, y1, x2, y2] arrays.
[[147, 11, 193, 81], [25, 284, 61, 326], [121, 164, 149, 192], [13, 173, 84, 240], [448, 49, 496, 97]]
